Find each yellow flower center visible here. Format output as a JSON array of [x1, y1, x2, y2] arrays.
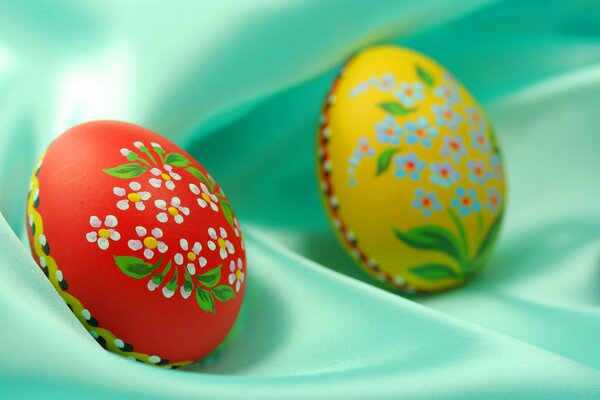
[[98, 228, 111, 239], [143, 237, 158, 250], [168, 206, 179, 216], [161, 173, 171, 181], [187, 252, 196, 261], [128, 192, 141, 202], [217, 238, 226, 249], [235, 269, 242, 280], [201, 193, 211, 203]]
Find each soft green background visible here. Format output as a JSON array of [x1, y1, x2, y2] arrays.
[[1, 0, 599, 398]]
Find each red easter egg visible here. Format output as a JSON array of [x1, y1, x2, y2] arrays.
[[25, 121, 246, 367]]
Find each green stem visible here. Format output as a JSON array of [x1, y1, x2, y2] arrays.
[[166, 267, 179, 291], [183, 269, 193, 292], [159, 260, 172, 277], [168, 266, 179, 285], [141, 148, 157, 165]]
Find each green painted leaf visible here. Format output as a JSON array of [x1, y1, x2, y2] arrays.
[[477, 212, 484, 240], [195, 286, 215, 313], [102, 163, 147, 179], [114, 256, 159, 279], [196, 265, 221, 288], [448, 208, 469, 262], [393, 225, 463, 262], [379, 102, 415, 116], [475, 208, 504, 262], [164, 152, 190, 167], [411, 263, 458, 280], [212, 285, 236, 302], [220, 200, 234, 228], [375, 148, 399, 176], [488, 125, 502, 156], [416, 64, 434, 87], [186, 166, 213, 188]]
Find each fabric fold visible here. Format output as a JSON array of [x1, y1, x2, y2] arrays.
[[1, 0, 599, 398]]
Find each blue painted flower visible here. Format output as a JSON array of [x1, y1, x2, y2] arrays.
[[350, 81, 369, 97], [441, 135, 467, 162], [375, 115, 402, 145], [394, 152, 425, 180], [405, 117, 438, 148], [451, 187, 482, 217], [465, 106, 485, 129], [470, 130, 490, 153], [348, 138, 375, 185], [411, 188, 442, 217], [434, 84, 461, 104], [432, 104, 462, 131], [487, 154, 504, 180], [467, 160, 486, 184], [353, 137, 375, 159], [375, 73, 396, 91], [486, 187, 502, 213], [394, 82, 424, 108], [429, 161, 460, 187]]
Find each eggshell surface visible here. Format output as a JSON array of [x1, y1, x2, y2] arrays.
[[317, 46, 506, 293], [26, 121, 246, 366]]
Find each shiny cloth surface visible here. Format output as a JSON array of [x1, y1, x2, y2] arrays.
[[0, 1, 599, 398]]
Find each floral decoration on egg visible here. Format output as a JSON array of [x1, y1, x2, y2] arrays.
[[317, 46, 506, 293], [26, 121, 246, 367]]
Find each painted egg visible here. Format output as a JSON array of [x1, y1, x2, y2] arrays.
[[317, 46, 506, 293], [26, 121, 246, 366]]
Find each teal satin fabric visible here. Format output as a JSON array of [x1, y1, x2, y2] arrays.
[[1, 0, 600, 398]]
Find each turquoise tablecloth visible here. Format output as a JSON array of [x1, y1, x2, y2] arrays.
[[1, 1, 600, 398]]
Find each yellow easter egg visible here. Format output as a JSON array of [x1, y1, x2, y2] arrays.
[[317, 45, 506, 293]]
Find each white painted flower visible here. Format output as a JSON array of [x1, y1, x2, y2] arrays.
[[86, 215, 120, 250], [113, 181, 151, 211], [133, 141, 145, 149], [147, 277, 160, 291], [233, 217, 245, 250], [162, 286, 175, 299], [207, 227, 234, 260], [180, 285, 192, 299], [120, 148, 132, 157], [228, 258, 245, 292], [174, 239, 207, 274], [128, 226, 168, 260], [189, 182, 219, 212], [149, 164, 182, 190], [155, 197, 189, 224]]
